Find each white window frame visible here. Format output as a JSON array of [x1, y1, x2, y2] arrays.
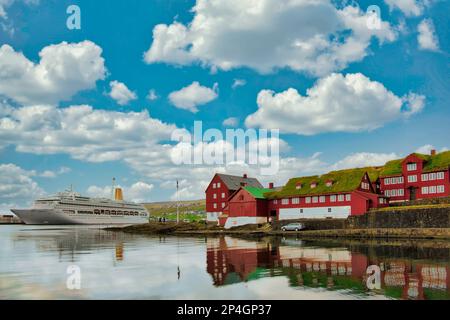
[[213, 203, 217, 209], [437, 185, 445, 193], [213, 193, 217, 199], [437, 172, 445, 180], [338, 194, 344, 202], [407, 175, 417, 183], [281, 198, 289, 205], [221, 192, 226, 199], [422, 186, 429, 195], [312, 196, 318, 203], [319, 196, 326, 203], [221, 202, 225, 208], [330, 195, 336, 202], [429, 172, 437, 181], [212, 183, 216, 189], [217, 182, 221, 188], [429, 186, 437, 194], [407, 163, 417, 171], [398, 189, 404, 196], [421, 173, 428, 182], [305, 197, 311, 204], [345, 194, 351, 201], [292, 198, 300, 204]]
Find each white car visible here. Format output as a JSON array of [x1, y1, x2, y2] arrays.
[[281, 223, 305, 232]]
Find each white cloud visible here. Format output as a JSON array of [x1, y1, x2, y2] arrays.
[[168, 81, 218, 113], [0, 163, 44, 213], [35, 166, 71, 178], [384, 0, 427, 17], [245, 73, 425, 135], [0, 0, 39, 19], [147, 89, 158, 101], [417, 19, 439, 51], [86, 181, 154, 203], [232, 79, 246, 89], [415, 144, 448, 154], [0, 41, 106, 105], [330, 152, 399, 171], [222, 117, 239, 127], [108, 80, 137, 106], [0, 104, 177, 162], [144, 0, 396, 76]]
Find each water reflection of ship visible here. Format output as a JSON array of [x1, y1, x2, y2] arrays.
[[206, 237, 450, 300], [13, 227, 134, 263]]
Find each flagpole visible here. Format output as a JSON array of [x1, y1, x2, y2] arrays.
[[176, 180, 179, 224]]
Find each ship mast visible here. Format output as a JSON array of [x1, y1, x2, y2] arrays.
[[111, 177, 116, 200]]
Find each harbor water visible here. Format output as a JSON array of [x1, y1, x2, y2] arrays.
[[0, 225, 449, 300]]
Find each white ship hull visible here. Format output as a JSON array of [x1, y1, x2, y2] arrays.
[[11, 209, 148, 225]]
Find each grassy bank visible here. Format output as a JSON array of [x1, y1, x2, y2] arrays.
[[143, 200, 206, 222], [107, 222, 450, 240]]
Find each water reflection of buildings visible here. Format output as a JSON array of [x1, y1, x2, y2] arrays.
[[206, 237, 450, 300]]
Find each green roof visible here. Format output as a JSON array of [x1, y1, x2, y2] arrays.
[[243, 186, 274, 199], [380, 151, 450, 177], [264, 167, 376, 199]]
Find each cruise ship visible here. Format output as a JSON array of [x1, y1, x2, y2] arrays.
[[11, 187, 149, 225]]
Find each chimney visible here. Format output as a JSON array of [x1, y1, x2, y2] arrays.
[[268, 182, 274, 189], [114, 188, 123, 201], [243, 173, 248, 179], [431, 149, 436, 156]]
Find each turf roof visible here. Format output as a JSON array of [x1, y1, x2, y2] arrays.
[[264, 167, 377, 199], [243, 186, 274, 199], [380, 151, 450, 177]]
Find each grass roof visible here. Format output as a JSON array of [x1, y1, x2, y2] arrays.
[[264, 167, 374, 199], [243, 186, 274, 199], [380, 151, 450, 177], [423, 151, 450, 172]]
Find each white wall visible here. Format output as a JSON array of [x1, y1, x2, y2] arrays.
[[206, 212, 220, 222], [279, 206, 351, 220], [224, 216, 267, 229]]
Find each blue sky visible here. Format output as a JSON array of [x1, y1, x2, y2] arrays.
[[0, 0, 449, 209]]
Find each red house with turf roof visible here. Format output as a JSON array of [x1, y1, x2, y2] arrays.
[[264, 167, 388, 223], [380, 150, 450, 202], [221, 186, 274, 229]]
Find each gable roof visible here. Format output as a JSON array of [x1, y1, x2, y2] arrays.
[[243, 186, 274, 199], [264, 168, 375, 199], [380, 151, 450, 177], [216, 173, 263, 190]]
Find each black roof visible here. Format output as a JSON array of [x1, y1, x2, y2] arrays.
[[216, 173, 263, 191]]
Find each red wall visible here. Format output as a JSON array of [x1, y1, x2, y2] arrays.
[[380, 154, 450, 201], [205, 175, 233, 212], [228, 189, 268, 218]]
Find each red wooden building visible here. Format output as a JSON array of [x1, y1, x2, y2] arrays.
[[205, 173, 263, 222], [379, 150, 450, 202], [265, 168, 388, 223], [205, 150, 450, 228], [222, 186, 273, 229]]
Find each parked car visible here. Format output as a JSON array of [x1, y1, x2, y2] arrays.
[[281, 223, 305, 232]]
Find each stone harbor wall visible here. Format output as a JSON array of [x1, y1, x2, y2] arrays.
[[346, 207, 450, 229]]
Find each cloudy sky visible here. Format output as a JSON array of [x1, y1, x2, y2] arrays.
[[0, 0, 448, 210]]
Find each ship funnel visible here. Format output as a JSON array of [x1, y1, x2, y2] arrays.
[[114, 188, 124, 201]]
